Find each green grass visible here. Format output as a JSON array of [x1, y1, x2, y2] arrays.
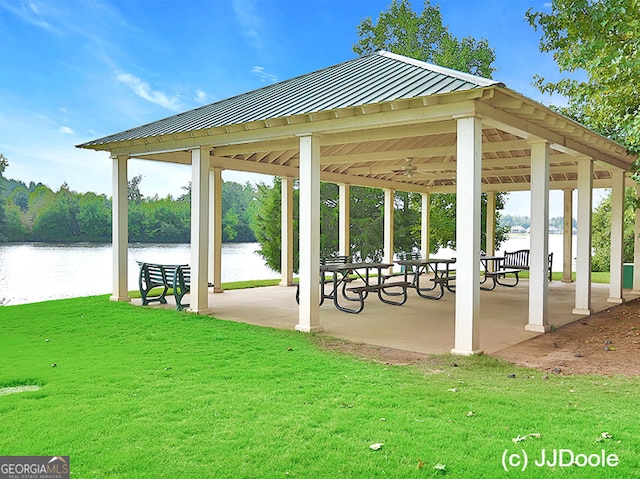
[[1, 296, 639, 478], [518, 271, 611, 283], [129, 279, 283, 299]]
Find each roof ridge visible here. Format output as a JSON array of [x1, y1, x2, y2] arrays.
[[376, 50, 502, 88]]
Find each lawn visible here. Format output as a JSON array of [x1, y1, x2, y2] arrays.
[[1, 295, 638, 478]]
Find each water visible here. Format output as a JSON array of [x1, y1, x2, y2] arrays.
[[436, 233, 577, 266], [0, 235, 576, 306], [0, 242, 279, 306]]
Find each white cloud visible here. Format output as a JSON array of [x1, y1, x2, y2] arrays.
[[232, 0, 264, 48], [251, 66, 278, 83], [59, 126, 74, 134], [116, 72, 182, 111], [0, 1, 61, 34], [194, 89, 211, 105]]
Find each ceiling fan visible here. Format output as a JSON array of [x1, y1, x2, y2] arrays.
[[391, 157, 418, 178]]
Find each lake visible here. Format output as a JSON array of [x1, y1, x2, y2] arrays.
[[0, 235, 575, 306], [0, 242, 279, 306]]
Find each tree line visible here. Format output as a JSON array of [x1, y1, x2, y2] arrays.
[[0, 167, 257, 244], [500, 215, 578, 231]]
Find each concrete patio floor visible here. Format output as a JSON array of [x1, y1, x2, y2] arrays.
[[135, 280, 639, 355]]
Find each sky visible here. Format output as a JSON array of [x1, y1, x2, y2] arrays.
[[0, 0, 601, 217]]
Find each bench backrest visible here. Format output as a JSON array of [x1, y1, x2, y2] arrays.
[[396, 251, 421, 261], [320, 255, 351, 266], [503, 250, 530, 268], [503, 250, 554, 279], [138, 261, 184, 287], [173, 264, 191, 289]]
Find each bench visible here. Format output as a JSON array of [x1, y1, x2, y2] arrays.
[[502, 249, 553, 281], [295, 255, 351, 304], [482, 250, 553, 290], [345, 280, 411, 312], [137, 262, 192, 311], [481, 268, 521, 290], [384, 251, 421, 280]]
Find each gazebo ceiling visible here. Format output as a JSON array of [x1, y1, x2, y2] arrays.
[[78, 51, 636, 194]]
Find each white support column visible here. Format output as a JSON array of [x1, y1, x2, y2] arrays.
[[209, 168, 223, 293], [634, 187, 640, 294], [190, 147, 211, 314], [111, 155, 130, 302], [280, 177, 294, 286], [562, 189, 574, 283], [526, 140, 550, 332], [384, 189, 394, 266], [486, 191, 496, 258], [608, 170, 625, 303], [296, 134, 323, 333], [421, 193, 430, 259], [573, 158, 593, 315], [452, 116, 482, 355], [339, 183, 351, 257]]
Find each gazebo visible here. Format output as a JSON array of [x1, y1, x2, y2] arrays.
[[78, 51, 637, 355]]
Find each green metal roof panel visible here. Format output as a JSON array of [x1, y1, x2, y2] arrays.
[[78, 51, 501, 148]]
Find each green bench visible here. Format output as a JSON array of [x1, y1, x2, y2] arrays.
[[137, 262, 191, 311]]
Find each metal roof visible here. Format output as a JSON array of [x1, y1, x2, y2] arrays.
[[78, 51, 501, 148]]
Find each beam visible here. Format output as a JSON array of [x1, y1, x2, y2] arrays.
[[452, 116, 483, 355], [209, 168, 223, 293], [339, 184, 351, 256], [108, 100, 479, 158], [634, 186, 640, 294], [421, 193, 430, 259], [562, 189, 574, 282], [526, 140, 550, 332], [280, 177, 295, 286], [573, 158, 593, 315], [110, 155, 130, 302], [608, 169, 625, 303], [324, 139, 532, 165], [384, 189, 394, 266], [296, 134, 323, 333], [190, 147, 211, 314]]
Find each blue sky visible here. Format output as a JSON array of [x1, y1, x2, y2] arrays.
[[0, 0, 589, 217]]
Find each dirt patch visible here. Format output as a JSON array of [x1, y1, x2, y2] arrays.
[[314, 298, 640, 377], [313, 335, 429, 366], [493, 297, 640, 376]]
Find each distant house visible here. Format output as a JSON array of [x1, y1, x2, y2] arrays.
[[549, 226, 561, 234], [510, 225, 527, 234]]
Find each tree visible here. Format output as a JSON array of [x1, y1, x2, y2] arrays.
[[77, 193, 111, 241], [354, 0, 496, 78], [526, 0, 640, 154], [252, 177, 296, 273], [32, 194, 77, 241], [591, 188, 636, 272], [424, 192, 509, 253], [222, 181, 257, 242], [128, 175, 144, 203], [353, 0, 506, 254]]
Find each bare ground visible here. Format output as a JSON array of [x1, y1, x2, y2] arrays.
[[314, 298, 640, 376]]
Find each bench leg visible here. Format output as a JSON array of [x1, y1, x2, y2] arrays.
[[141, 287, 168, 306], [495, 272, 520, 287], [416, 278, 445, 300], [334, 290, 365, 314], [480, 275, 498, 291], [377, 284, 408, 305]]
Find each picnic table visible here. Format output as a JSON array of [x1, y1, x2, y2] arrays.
[[393, 258, 456, 300], [320, 261, 410, 313], [478, 255, 518, 291]]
